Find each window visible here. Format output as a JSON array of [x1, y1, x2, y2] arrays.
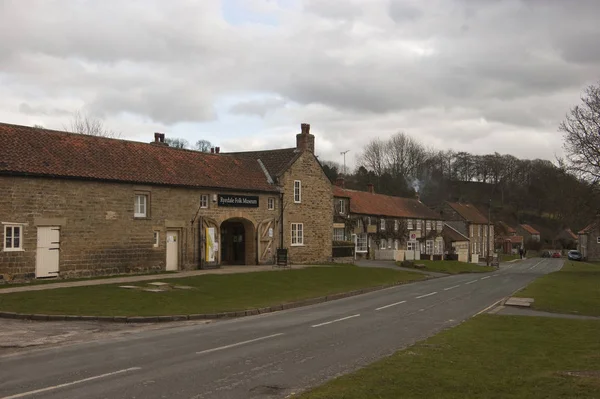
[[356, 233, 368, 253], [426, 240, 434, 254], [394, 240, 399, 250], [291, 223, 303, 246], [597, 237, 600, 244], [426, 220, 431, 230], [200, 195, 209, 209], [394, 220, 399, 231], [380, 218, 386, 230], [338, 199, 345, 214], [357, 218, 363, 230], [380, 239, 387, 250], [153, 231, 160, 248], [333, 228, 345, 241], [436, 221, 443, 231], [407, 219, 413, 230], [416, 219, 422, 230], [407, 241, 416, 251], [470, 225, 474, 237], [268, 197, 275, 210], [367, 217, 371, 226], [434, 240, 443, 255], [3, 224, 23, 251], [294, 180, 302, 203], [478, 225, 482, 236], [134, 194, 148, 218]]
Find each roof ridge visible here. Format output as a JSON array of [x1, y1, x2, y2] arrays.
[[443, 223, 470, 240]]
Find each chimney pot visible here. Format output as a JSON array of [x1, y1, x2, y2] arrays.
[[301, 123, 310, 135], [210, 148, 215, 153], [215, 147, 220, 154], [367, 183, 375, 194], [335, 177, 345, 188], [154, 132, 165, 143]]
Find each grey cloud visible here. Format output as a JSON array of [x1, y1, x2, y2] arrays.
[[19, 103, 71, 117], [229, 98, 287, 117], [388, 0, 423, 23]]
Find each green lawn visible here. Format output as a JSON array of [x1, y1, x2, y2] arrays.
[[0, 266, 426, 316], [298, 315, 600, 399], [0, 271, 177, 289], [398, 260, 494, 274], [500, 254, 520, 262], [516, 260, 600, 316]]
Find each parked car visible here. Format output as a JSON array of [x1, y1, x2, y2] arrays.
[[551, 252, 561, 258], [541, 251, 551, 258], [567, 250, 583, 261]]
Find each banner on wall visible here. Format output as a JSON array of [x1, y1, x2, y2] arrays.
[[205, 227, 216, 262]]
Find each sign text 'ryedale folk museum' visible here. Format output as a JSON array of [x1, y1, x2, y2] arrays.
[[218, 194, 260, 208]]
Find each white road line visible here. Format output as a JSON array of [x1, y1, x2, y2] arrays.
[[416, 291, 437, 299], [0, 367, 142, 399], [311, 314, 360, 328], [196, 333, 284, 355], [375, 300, 406, 311], [465, 279, 478, 285], [480, 276, 491, 280], [444, 285, 460, 291]]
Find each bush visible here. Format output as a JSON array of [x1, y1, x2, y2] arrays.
[[401, 260, 414, 268]]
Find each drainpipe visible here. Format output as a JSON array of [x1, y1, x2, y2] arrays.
[[279, 191, 284, 249]]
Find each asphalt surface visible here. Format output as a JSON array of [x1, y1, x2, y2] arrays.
[[0, 258, 562, 399]]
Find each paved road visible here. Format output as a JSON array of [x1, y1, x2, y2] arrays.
[[0, 258, 562, 399]]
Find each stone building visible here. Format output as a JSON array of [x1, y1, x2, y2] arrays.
[[517, 224, 541, 243], [332, 180, 444, 261], [578, 220, 600, 260], [439, 202, 494, 263], [0, 122, 332, 279]]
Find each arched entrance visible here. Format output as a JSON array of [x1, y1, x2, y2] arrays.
[[220, 217, 256, 265]]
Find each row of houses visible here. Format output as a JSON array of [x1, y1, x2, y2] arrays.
[[1, 122, 495, 280]]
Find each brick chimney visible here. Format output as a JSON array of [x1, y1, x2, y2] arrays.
[[367, 183, 375, 194], [415, 192, 420, 202], [152, 132, 168, 146], [210, 148, 215, 153], [215, 147, 220, 154], [296, 123, 315, 153], [335, 177, 345, 188]]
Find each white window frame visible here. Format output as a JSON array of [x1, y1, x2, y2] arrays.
[[333, 228, 345, 242], [394, 240, 399, 250], [426, 240, 434, 254], [3, 223, 24, 251], [597, 236, 600, 244], [426, 220, 431, 230], [407, 219, 413, 230], [268, 197, 275, 211], [356, 233, 368, 253], [380, 239, 387, 250], [436, 221, 443, 231], [407, 241, 416, 251], [294, 180, 302, 203], [380, 218, 386, 230], [338, 199, 345, 214], [434, 240, 443, 255], [134, 194, 148, 218], [291, 223, 304, 246], [153, 231, 160, 248], [200, 194, 209, 209], [470, 225, 474, 237], [416, 219, 422, 230], [394, 220, 399, 231]]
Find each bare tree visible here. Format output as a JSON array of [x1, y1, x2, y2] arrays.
[[195, 139, 212, 152], [560, 81, 600, 182], [165, 137, 189, 149], [358, 138, 387, 178], [65, 110, 120, 138]]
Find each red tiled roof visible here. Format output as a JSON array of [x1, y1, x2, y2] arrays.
[[332, 186, 441, 219], [0, 122, 278, 192], [564, 228, 578, 240], [496, 235, 524, 244], [578, 221, 598, 235], [446, 202, 489, 224], [497, 221, 516, 234], [226, 148, 301, 178], [520, 224, 540, 235], [442, 225, 469, 242]]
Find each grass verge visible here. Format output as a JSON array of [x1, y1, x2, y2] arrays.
[[516, 260, 600, 316], [298, 315, 600, 399], [500, 254, 520, 262], [0, 265, 426, 316], [0, 271, 177, 289], [398, 260, 494, 274]]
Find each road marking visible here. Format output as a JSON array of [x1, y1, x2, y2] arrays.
[[0, 367, 142, 399], [529, 260, 544, 270], [480, 276, 491, 280], [416, 291, 437, 299], [375, 300, 406, 311], [311, 314, 360, 328], [444, 285, 460, 291], [196, 333, 284, 355], [465, 279, 478, 285]]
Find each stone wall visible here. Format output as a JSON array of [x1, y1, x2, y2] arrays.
[[280, 151, 333, 264], [0, 175, 281, 279]]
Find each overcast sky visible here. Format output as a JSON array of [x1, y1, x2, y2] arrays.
[[1, 0, 598, 169]]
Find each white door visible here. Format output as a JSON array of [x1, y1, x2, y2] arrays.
[[36, 226, 60, 278], [166, 231, 179, 271]]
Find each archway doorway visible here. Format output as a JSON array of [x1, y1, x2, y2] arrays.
[[220, 218, 256, 265]]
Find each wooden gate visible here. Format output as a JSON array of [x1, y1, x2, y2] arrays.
[[257, 218, 276, 264]]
